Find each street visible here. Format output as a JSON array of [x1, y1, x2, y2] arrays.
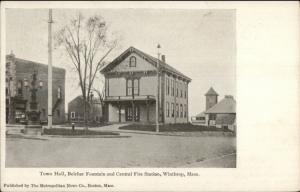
[[6, 128, 236, 168]]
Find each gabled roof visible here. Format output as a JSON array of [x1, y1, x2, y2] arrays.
[[205, 95, 236, 114], [205, 87, 218, 96], [100, 46, 191, 82]]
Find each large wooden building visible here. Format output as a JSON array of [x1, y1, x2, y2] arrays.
[[5, 53, 66, 124], [100, 47, 191, 124]]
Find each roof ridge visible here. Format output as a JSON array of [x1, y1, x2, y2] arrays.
[[100, 46, 191, 81]]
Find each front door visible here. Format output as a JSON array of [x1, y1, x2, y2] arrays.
[[125, 105, 140, 122]]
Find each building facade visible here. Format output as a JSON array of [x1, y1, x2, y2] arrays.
[[68, 95, 103, 123], [100, 47, 191, 124], [5, 53, 66, 124]]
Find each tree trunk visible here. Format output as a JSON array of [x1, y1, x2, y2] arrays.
[[84, 98, 88, 132]]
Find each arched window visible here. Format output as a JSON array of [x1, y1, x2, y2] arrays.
[[129, 56, 136, 67]]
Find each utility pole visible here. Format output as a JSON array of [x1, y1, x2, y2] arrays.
[[48, 9, 53, 129], [156, 44, 161, 132]]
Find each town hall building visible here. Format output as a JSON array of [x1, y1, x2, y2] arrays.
[[100, 47, 191, 124]]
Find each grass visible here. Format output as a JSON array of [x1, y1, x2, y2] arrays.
[[60, 122, 111, 128], [119, 123, 231, 132], [43, 128, 119, 136]]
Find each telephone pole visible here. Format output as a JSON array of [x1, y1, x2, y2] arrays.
[[48, 9, 53, 129], [156, 44, 161, 132]]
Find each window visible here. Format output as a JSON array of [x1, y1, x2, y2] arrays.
[[176, 104, 179, 117], [127, 79, 132, 96], [196, 117, 205, 121], [166, 77, 170, 96], [171, 103, 174, 117], [166, 102, 169, 117], [172, 79, 174, 96], [126, 78, 139, 96], [180, 83, 183, 98], [129, 56, 136, 67], [133, 79, 139, 95], [71, 112, 76, 119], [17, 80, 23, 96], [57, 86, 61, 99], [184, 104, 187, 118], [176, 81, 178, 97], [184, 83, 187, 98], [56, 109, 60, 117], [180, 104, 183, 118]]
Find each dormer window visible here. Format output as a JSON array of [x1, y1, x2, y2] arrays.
[[129, 56, 136, 67]]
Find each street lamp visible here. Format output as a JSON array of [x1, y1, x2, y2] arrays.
[[156, 44, 161, 133], [24, 70, 44, 135]]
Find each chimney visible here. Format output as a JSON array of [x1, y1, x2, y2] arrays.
[[161, 55, 166, 63]]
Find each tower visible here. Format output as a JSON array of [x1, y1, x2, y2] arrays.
[[205, 87, 218, 110]]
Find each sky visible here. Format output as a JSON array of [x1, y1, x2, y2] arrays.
[[6, 9, 236, 116]]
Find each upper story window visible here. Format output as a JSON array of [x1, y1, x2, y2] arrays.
[[171, 79, 174, 96], [57, 86, 62, 99], [166, 77, 170, 96], [180, 82, 183, 98], [17, 80, 23, 96], [176, 81, 179, 97], [129, 56, 136, 67], [184, 83, 187, 98], [126, 78, 139, 96]]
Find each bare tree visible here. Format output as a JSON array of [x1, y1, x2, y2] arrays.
[[55, 13, 117, 130]]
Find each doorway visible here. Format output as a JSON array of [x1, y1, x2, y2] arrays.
[[125, 105, 140, 122]]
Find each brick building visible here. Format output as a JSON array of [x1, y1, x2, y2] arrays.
[[100, 47, 191, 124], [5, 53, 66, 124]]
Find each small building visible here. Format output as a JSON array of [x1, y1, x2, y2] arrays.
[[68, 95, 103, 123], [5, 53, 66, 124], [100, 46, 192, 124], [191, 87, 236, 131], [190, 111, 206, 125], [205, 95, 236, 131]]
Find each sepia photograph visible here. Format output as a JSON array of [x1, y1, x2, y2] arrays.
[[1, 1, 300, 192], [4, 8, 236, 168]]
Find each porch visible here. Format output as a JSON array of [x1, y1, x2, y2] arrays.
[[104, 95, 157, 123]]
